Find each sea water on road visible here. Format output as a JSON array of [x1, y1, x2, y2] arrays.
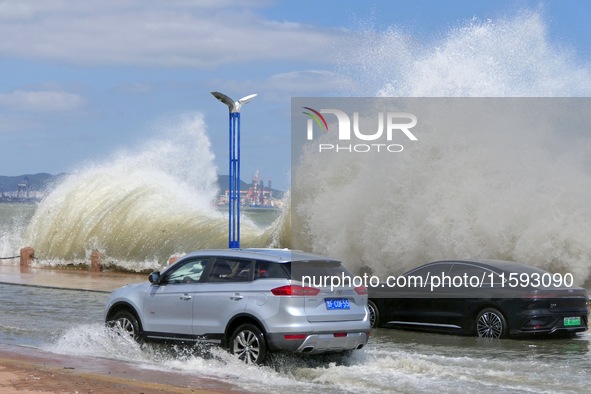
[[0, 282, 589, 394]]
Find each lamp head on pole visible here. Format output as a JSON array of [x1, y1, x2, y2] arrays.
[[211, 91, 257, 113]]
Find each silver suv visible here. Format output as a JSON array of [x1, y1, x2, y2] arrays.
[[104, 248, 370, 364]]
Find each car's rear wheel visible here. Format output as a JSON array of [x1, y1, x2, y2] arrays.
[[476, 308, 508, 338], [368, 300, 380, 328], [107, 310, 140, 341], [230, 324, 267, 365]]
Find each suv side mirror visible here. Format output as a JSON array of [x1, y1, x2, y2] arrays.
[[148, 271, 161, 284]]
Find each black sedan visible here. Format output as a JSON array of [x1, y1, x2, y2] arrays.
[[368, 259, 589, 338]]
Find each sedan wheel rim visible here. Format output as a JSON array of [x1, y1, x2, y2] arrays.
[[368, 304, 376, 327], [233, 330, 260, 364], [477, 312, 503, 338]]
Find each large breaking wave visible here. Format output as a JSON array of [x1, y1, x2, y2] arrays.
[[22, 114, 273, 271]]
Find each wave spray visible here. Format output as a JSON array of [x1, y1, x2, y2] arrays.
[[293, 12, 591, 285], [24, 114, 270, 271]]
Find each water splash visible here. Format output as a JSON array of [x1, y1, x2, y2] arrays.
[[293, 12, 591, 285], [23, 114, 271, 271], [342, 12, 591, 97]]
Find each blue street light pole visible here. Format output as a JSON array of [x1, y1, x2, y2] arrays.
[[211, 91, 257, 249]]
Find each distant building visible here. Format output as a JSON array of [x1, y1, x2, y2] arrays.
[[215, 170, 281, 209], [0, 176, 44, 203], [17, 177, 30, 199]]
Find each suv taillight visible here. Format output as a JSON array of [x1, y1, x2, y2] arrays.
[[271, 285, 321, 296], [354, 285, 368, 295]]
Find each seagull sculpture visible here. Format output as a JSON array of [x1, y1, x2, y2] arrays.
[[211, 92, 257, 113]]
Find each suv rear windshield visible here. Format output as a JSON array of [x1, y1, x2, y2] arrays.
[[286, 260, 352, 282]]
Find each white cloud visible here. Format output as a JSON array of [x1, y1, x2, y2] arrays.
[[0, 90, 85, 112], [0, 0, 349, 68]]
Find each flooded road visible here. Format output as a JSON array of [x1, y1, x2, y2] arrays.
[[1, 282, 589, 393]]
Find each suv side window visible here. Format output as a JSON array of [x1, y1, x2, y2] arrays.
[[161, 258, 209, 285], [206, 258, 254, 282]]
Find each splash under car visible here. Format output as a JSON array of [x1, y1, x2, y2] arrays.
[[368, 259, 588, 338], [105, 248, 370, 364]]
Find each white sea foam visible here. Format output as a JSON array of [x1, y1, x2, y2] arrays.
[[44, 323, 591, 393]]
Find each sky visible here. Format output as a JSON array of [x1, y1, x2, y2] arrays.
[[1, 0, 590, 191]]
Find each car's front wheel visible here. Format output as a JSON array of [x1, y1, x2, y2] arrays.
[[107, 310, 140, 341], [476, 308, 508, 338], [229, 324, 267, 365]]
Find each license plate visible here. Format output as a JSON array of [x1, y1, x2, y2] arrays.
[[325, 298, 350, 310], [564, 317, 581, 327]]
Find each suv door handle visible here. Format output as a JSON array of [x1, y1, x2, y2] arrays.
[[180, 294, 192, 300], [230, 293, 243, 301]]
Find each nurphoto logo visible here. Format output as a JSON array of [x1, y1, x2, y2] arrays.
[[302, 107, 418, 153]]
